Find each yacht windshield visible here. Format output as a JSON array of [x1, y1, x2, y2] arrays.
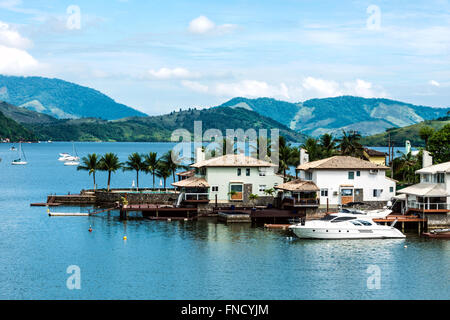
[[330, 216, 357, 223], [320, 215, 337, 221], [356, 220, 372, 226]]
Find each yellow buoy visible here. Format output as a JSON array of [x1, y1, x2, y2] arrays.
[[123, 236, 127, 240]]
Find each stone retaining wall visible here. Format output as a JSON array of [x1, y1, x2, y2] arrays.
[[95, 190, 179, 205]]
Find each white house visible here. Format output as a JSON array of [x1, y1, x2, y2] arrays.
[[172, 149, 284, 203], [398, 160, 450, 213], [296, 156, 396, 206]]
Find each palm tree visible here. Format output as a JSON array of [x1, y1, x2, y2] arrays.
[[159, 150, 188, 183], [278, 144, 297, 178], [123, 152, 146, 190], [156, 162, 171, 189], [320, 133, 337, 157], [301, 137, 322, 161], [419, 126, 435, 150], [77, 153, 100, 191], [337, 130, 363, 158], [99, 153, 122, 192], [143, 152, 159, 188], [249, 193, 259, 208]]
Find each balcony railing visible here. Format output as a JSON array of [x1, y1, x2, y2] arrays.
[[283, 197, 320, 207], [407, 201, 450, 210], [184, 193, 210, 202]]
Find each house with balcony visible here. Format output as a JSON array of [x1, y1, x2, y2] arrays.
[[398, 161, 450, 213], [172, 149, 284, 205], [296, 156, 396, 208]]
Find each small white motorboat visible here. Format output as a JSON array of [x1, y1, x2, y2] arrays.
[[289, 213, 406, 239]]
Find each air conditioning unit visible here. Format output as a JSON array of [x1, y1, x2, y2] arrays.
[[369, 169, 379, 174], [333, 191, 338, 196]]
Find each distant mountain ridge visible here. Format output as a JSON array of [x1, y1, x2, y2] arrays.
[[0, 75, 148, 120], [1, 100, 305, 142], [0, 109, 37, 141], [217, 96, 450, 137]]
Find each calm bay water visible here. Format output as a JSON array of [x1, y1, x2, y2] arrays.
[[0, 142, 448, 300]]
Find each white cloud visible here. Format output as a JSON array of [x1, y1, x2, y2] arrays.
[[0, 21, 40, 75], [188, 16, 237, 35], [182, 79, 290, 99], [302, 77, 385, 99], [0, 21, 32, 49], [302, 77, 342, 98], [429, 80, 440, 87], [181, 80, 209, 93], [0, 45, 39, 74], [148, 67, 197, 80]]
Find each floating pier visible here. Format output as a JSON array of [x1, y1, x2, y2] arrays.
[[48, 212, 90, 217]]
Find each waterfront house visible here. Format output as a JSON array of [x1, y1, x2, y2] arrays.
[[275, 179, 320, 209], [172, 149, 283, 204], [296, 156, 396, 207], [363, 148, 387, 166], [397, 158, 449, 228]]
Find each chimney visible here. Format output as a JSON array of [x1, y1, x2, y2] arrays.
[[195, 147, 205, 163], [300, 148, 309, 165], [405, 140, 411, 155], [422, 150, 433, 168]]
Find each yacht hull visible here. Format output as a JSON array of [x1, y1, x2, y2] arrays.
[[290, 226, 406, 239]]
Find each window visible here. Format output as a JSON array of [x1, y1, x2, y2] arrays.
[[356, 171, 361, 177], [305, 172, 312, 181], [211, 186, 219, 192], [237, 168, 241, 176], [341, 189, 353, 196], [230, 184, 243, 201], [348, 172, 355, 180], [389, 187, 394, 193], [259, 169, 266, 176], [246, 168, 251, 176], [320, 189, 328, 197], [373, 189, 383, 197], [437, 173, 445, 183], [259, 185, 267, 192]]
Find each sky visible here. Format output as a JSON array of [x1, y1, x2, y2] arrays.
[[0, 0, 449, 115]]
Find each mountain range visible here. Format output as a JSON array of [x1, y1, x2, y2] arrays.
[[0, 75, 147, 120], [0, 75, 449, 143], [218, 96, 449, 136], [0, 101, 305, 142]]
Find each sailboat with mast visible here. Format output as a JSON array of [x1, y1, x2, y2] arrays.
[[11, 143, 28, 165]]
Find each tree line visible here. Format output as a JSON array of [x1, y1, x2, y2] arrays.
[[77, 151, 188, 191]]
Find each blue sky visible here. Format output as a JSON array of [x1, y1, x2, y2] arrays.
[[0, 0, 449, 115]]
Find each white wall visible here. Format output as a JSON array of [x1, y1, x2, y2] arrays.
[[300, 169, 395, 205], [204, 166, 283, 201]]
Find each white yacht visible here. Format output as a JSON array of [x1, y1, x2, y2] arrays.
[[58, 143, 80, 162], [289, 213, 405, 239]]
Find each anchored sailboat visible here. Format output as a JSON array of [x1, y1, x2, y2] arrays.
[[11, 143, 28, 165]]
